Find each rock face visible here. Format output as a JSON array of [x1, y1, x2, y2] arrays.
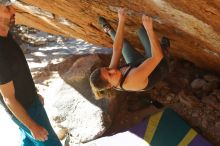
[[13, 0, 220, 74], [44, 77, 107, 144]]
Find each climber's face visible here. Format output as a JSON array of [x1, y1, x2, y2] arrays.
[[0, 4, 15, 36], [100, 67, 122, 88]]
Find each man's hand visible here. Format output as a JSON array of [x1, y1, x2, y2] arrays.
[[142, 15, 153, 30], [118, 8, 126, 23], [30, 123, 49, 141], [38, 94, 44, 105]]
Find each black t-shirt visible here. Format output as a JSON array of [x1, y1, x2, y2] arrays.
[[0, 33, 37, 115]]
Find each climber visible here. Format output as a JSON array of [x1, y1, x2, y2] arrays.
[[90, 8, 170, 100]]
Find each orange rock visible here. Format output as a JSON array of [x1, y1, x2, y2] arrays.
[[13, 0, 220, 74]]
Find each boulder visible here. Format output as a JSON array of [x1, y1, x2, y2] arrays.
[[12, 0, 220, 74], [44, 77, 107, 144], [191, 78, 207, 89]]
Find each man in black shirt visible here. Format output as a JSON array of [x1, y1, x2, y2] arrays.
[[0, 1, 62, 146]]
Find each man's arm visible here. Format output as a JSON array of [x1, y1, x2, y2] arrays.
[[109, 8, 126, 68], [0, 81, 48, 141]]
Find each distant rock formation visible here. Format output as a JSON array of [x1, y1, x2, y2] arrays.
[[13, 0, 220, 73]]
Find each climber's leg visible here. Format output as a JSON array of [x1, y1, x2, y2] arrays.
[[99, 16, 144, 64]]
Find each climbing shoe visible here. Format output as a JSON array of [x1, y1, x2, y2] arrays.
[[160, 36, 170, 60], [98, 16, 114, 34], [160, 36, 170, 50], [127, 95, 164, 112], [139, 96, 164, 109]]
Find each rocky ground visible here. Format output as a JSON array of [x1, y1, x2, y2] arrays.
[[2, 26, 219, 146], [105, 58, 220, 146]]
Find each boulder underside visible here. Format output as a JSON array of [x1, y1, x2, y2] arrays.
[[14, 0, 220, 72]]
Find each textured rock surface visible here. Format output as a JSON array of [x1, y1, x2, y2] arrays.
[[13, 0, 220, 74], [44, 77, 107, 144]]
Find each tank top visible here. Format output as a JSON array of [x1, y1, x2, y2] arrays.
[[115, 58, 169, 92]]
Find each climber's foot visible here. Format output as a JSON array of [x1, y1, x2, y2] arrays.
[[98, 16, 113, 34]]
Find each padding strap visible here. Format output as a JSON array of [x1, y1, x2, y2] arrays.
[[119, 66, 133, 90]]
